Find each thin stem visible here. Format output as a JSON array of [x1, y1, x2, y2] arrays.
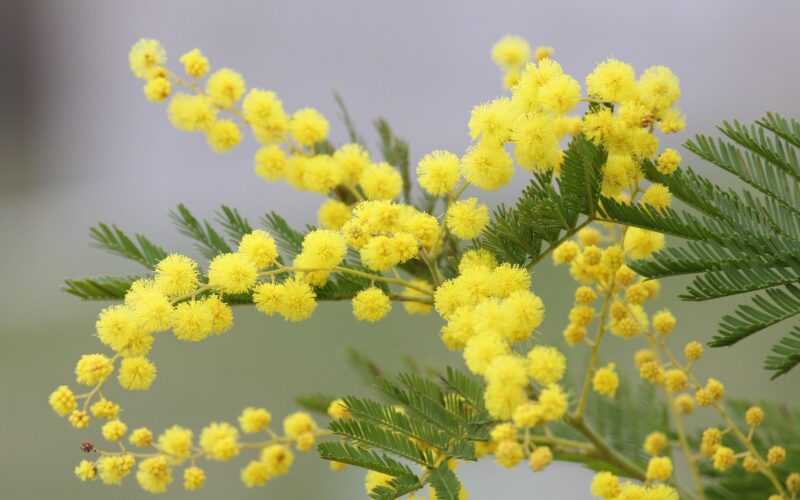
[[565, 415, 647, 481], [574, 281, 614, 420], [257, 265, 433, 295], [526, 217, 593, 271]]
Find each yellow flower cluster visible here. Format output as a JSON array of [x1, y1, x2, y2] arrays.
[[65, 403, 323, 493], [48, 35, 799, 500]]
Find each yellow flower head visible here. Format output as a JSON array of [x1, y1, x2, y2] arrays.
[[91, 398, 120, 420], [130, 427, 154, 448], [74, 460, 97, 482], [592, 363, 619, 398], [446, 198, 489, 240], [167, 93, 217, 132], [49, 385, 77, 416], [75, 353, 114, 386], [642, 183, 672, 210], [529, 446, 553, 471], [277, 278, 317, 321], [417, 150, 461, 196], [586, 58, 637, 103], [262, 444, 295, 475], [118, 357, 157, 390], [239, 407, 272, 433], [97, 454, 135, 485], [208, 253, 258, 294], [143, 77, 171, 102], [206, 119, 242, 153], [468, 98, 515, 145], [158, 426, 193, 464], [244, 89, 289, 142], [745, 406, 765, 427], [283, 412, 317, 438], [495, 439, 524, 468], [289, 107, 329, 147], [656, 148, 682, 175], [206, 68, 246, 107], [333, 143, 372, 186], [155, 254, 199, 298], [646, 456, 673, 481], [317, 199, 351, 230], [527, 346, 566, 386], [460, 140, 514, 191], [491, 35, 531, 69], [183, 466, 206, 490], [352, 287, 391, 322], [591, 471, 621, 498], [129, 39, 166, 79], [624, 227, 665, 260], [359, 162, 403, 200], [644, 432, 668, 456], [136, 455, 173, 493], [200, 422, 241, 461], [180, 48, 209, 77]]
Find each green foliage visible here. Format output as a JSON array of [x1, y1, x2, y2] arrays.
[[480, 134, 604, 268], [594, 113, 800, 378], [318, 367, 491, 499], [63, 275, 140, 301], [89, 223, 167, 269], [554, 377, 669, 473], [170, 203, 233, 259], [374, 117, 411, 203], [692, 399, 800, 499]]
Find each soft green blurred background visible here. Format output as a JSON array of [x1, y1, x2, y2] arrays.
[[2, 1, 800, 498]]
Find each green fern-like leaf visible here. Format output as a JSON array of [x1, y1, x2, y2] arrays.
[[169, 204, 232, 259], [63, 275, 140, 300], [765, 326, 800, 378], [427, 463, 462, 500], [89, 223, 167, 269], [316, 441, 416, 477]]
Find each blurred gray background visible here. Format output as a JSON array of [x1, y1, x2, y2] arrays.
[[2, 1, 800, 498]]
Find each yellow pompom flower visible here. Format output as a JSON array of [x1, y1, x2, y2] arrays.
[[130, 427, 154, 448], [276, 278, 317, 321], [538, 74, 581, 114], [459, 249, 498, 272], [143, 77, 171, 102], [446, 198, 489, 240], [208, 253, 258, 294], [538, 384, 568, 421], [646, 456, 673, 481], [624, 227, 665, 260], [674, 394, 695, 414], [352, 287, 391, 322], [238, 230, 279, 269], [563, 323, 587, 345], [495, 439, 524, 468], [638, 66, 681, 113], [124, 280, 173, 333], [183, 466, 205, 490], [253, 144, 287, 181], [244, 89, 289, 143], [591, 471, 621, 498], [684, 340, 704, 361], [252, 282, 285, 316], [302, 154, 342, 195], [300, 229, 347, 269], [69, 410, 90, 429], [74, 460, 97, 481], [318, 199, 351, 229], [75, 353, 114, 386], [91, 398, 120, 420], [180, 48, 209, 77], [529, 446, 553, 471], [659, 108, 686, 133], [664, 369, 688, 393], [171, 299, 214, 341], [491, 35, 530, 69], [592, 363, 619, 397], [129, 38, 166, 79], [200, 422, 240, 461], [97, 454, 135, 485], [644, 432, 668, 456], [656, 148, 681, 175], [95, 305, 137, 351], [586, 58, 637, 103], [553, 240, 580, 264], [417, 150, 461, 196], [745, 406, 765, 427], [289, 107, 329, 146], [49, 385, 77, 416], [468, 98, 515, 145], [118, 357, 157, 390], [99, 419, 127, 442], [155, 254, 199, 298], [642, 183, 672, 210], [239, 407, 272, 433], [205, 68, 246, 107], [167, 93, 217, 132], [241, 460, 269, 487], [135, 455, 173, 493], [327, 398, 350, 419], [787, 473, 800, 494], [262, 444, 295, 476], [713, 446, 736, 471], [359, 162, 403, 200], [206, 119, 242, 153], [527, 346, 566, 386], [283, 412, 317, 438], [333, 143, 372, 186], [460, 141, 514, 190], [652, 310, 676, 335], [158, 426, 193, 464], [464, 336, 510, 378], [767, 446, 786, 466]]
